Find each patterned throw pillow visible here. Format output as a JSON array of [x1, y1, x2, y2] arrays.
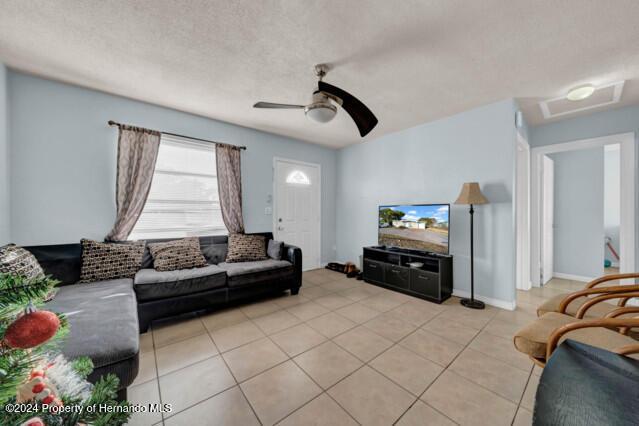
[[148, 237, 207, 272], [0, 244, 45, 279], [226, 234, 268, 263], [79, 239, 145, 283]]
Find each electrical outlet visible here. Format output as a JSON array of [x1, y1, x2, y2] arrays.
[[264, 206, 272, 215]]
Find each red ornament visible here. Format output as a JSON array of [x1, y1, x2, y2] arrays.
[[32, 383, 45, 394], [30, 370, 45, 379], [3, 309, 60, 349], [41, 394, 55, 404]]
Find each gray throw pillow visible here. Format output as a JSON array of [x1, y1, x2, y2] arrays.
[[226, 234, 268, 263], [267, 240, 283, 260], [79, 239, 145, 283], [0, 244, 45, 279], [148, 237, 207, 271]]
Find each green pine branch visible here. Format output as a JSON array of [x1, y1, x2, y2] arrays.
[[0, 273, 59, 307]]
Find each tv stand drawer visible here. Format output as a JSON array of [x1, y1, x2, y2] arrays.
[[386, 264, 410, 289], [363, 259, 384, 282], [410, 269, 439, 298]]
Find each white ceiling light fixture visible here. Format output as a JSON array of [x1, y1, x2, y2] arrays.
[[304, 92, 338, 123], [539, 80, 625, 120], [566, 84, 595, 101]]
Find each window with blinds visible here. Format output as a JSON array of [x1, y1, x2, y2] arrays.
[[128, 135, 227, 240]]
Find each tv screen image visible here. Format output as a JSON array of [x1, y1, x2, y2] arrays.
[[378, 204, 450, 254]]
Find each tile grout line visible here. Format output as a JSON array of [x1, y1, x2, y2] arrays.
[[406, 304, 527, 425], [215, 340, 264, 426], [288, 304, 450, 424], [262, 283, 418, 424], [305, 304, 449, 423], [141, 271, 541, 426], [149, 326, 166, 425], [268, 283, 478, 424], [511, 369, 535, 426], [160, 324, 264, 424], [263, 331, 363, 426], [387, 308, 463, 425], [139, 272, 361, 423]]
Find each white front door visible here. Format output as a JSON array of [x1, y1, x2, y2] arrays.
[[541, 155, 555, 285], [274, 158, 321, 271]]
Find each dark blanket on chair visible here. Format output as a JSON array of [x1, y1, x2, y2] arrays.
[[535, 339, 639, 426]]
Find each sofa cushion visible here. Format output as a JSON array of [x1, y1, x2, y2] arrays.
[[201, 243, 228, 265], [513, 312, 637, 360], [225, 233, 268, 263], [218, 259, 292, 277], [537, 293, 618, 318], [148, 237, 207, 271], [267, 240, 283, 260], [134, 265, 227, 302], [79, 239, 145, 283], [0, 244, 45, 279], [44, 279, 139, 370], [218, 259, 294, 288]]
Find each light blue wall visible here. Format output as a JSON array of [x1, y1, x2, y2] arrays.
[[336, 99, 518, 305], [7, 71, 337, 263], [0, 64, 9, 244], [549, 149, 604, 278], [530, 104, 639, 271]]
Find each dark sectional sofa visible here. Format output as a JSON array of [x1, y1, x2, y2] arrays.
[[25, 232, 302, 398]]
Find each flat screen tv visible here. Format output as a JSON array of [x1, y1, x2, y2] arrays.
[[378, 204, 450, 254]]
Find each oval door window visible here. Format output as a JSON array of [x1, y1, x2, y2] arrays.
[[286, 170, 311, 185]]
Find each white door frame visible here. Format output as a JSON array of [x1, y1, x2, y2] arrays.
[[515, 132, 531, 290], [530, 132, 636, 286], [540, 155, 555, 285], [273, 157, 322, 270]]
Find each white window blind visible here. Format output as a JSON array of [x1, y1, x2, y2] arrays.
[[129, 135, 227, 240]]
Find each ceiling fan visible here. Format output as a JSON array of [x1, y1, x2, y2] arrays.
[[253, 64, 378, 137]]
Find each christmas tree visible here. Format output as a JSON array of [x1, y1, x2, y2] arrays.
[[0, 273, 131, 425]]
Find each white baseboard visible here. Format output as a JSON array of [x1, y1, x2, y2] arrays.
[[452, 289, 516, 311], [552, 272, 595, 283]]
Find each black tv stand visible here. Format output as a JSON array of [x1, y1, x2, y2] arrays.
[[362, 246, 453, 303]]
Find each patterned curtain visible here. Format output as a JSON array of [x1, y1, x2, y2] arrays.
[[216, 144, 245, 233], [105, 125, 161, 241]]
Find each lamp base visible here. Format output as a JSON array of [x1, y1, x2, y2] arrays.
[[460, 298, 485, 310]]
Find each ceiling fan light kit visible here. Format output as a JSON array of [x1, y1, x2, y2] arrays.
[[304, 92, 337, 123], [253, 64, 378, 137]]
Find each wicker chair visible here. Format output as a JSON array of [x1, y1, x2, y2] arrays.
[[536, 273, 639, 318], [514, 309, 639, 366]]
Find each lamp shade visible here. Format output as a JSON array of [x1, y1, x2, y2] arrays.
[[455, 182, 488, 205]]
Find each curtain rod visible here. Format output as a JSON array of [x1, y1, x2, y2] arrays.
[[107, 120, 247, 150]]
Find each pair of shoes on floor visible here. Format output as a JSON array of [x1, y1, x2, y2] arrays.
[[325, 262, 360, 278]]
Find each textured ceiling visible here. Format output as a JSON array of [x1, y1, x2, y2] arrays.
[[2, 1, 639, 148]]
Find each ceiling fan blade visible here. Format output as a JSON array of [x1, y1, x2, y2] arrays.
[[253, 102, 305, 109], [318, 81, 378, 137]]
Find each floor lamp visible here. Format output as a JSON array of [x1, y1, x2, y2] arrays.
[[455, 182, 488, 310]]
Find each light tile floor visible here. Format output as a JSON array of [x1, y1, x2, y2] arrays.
[[128, 271, 583, 426]]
